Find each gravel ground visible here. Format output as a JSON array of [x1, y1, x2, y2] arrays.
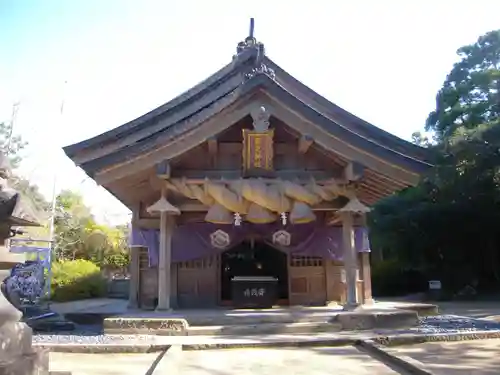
[[415, 315, 500, 333], [32, 324, 160, 344], [32, 315, 500, 345]]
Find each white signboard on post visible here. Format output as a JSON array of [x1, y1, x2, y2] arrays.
[[428, 280, 442, 290]]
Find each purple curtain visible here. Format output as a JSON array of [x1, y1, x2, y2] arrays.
[[130, 222, 370, 266]]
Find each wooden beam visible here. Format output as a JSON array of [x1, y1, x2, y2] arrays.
[[133, 218, 159, 229], [359, 183, 387, 201], [168, 142, 311, 163], [168, 169, 343, 181], [312, 201, 347, 211], [178, 203, 210, 211], [326, 215, 342, 226], [364, 169, 409, 190], [325, 203, 372, 226], [141, 200, 347, 215], [298, 135, 313, 154], [207, 137, 218, 156], [148, 175, 163, 191], [207, 136, 218, 168]]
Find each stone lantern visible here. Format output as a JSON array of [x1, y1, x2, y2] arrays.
[[0, 154, 48, 374]]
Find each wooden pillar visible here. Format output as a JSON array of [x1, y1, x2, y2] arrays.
[[127, 246, 140, 309], [359, 214, 373, 304], [157, 213, 174, 311], [361, 252, 373, 304], [324, 260, 336, 305], [170, 262, 178, 309], [147, 187, 179, 311], [341, 211, 359, 309]]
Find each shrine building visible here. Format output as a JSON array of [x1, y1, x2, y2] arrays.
[[63, 22, 432, 310]]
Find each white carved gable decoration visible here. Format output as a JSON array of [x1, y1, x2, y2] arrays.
[[210, 229, 231, 249], [272, 230, 291, 247]]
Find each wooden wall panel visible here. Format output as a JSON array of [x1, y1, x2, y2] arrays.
[[289, 256, 326, 306], [325, 260, 344, 304], [327, 256, 365, 305], [138, 248, 181, 309], [177, 255, 219, 308], [138, 248, 157, 309]]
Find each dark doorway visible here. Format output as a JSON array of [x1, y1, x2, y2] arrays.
[[221, 240, 289, 302]]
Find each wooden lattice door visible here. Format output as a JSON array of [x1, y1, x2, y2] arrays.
[[289, 256, 326, 306], [177, 255, 218, 308], [138, 247, 158, 309]]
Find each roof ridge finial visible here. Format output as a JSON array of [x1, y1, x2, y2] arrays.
[[244, 17, 257, 46], [235, 17, 263, 57], [249, 17, 255, 39]]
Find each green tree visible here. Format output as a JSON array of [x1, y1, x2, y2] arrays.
[[54, 190, 94, 260], [0, 121, 27, 168], [425, 30, 500, 142], [54, 189, 129, 270], [370, 29, 500, 296], [411, 131, 431, 148]]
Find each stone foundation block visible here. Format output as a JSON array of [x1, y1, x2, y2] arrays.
[[103, 317, 189, 335], [331, 309, 419, 330]]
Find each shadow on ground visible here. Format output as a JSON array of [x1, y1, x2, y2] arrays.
[[392, 339, 500, 375]]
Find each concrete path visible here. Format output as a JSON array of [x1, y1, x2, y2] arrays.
[[391, 338, 500, 375], [49, 346, 400, 375], [49, 352, 162, 375]]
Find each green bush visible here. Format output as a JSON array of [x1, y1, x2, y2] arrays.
[[371, 259, 427, 297], [51, 259, 107, 302]]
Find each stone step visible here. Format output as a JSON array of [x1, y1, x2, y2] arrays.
[[183, 312, 337, 326], [187, 321, 342, 336]]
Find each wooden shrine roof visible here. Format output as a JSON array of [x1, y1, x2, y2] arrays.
[[63, 31, 433, 187]]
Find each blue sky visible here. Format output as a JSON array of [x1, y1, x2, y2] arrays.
[[1, 0, 499, 225]]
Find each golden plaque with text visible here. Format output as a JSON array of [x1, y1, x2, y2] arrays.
[[242, 129, 274, 173]]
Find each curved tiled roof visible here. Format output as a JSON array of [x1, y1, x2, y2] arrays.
[[63, 35, 433, 178]]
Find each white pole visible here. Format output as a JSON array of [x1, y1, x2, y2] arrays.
[[46, 80, 66, 302], [46, 176, 56, 302]]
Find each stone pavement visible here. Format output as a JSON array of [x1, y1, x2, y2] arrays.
[[391, 338, 500, 375], [49, 346, 400, 375], [49, 352, 161, 375]]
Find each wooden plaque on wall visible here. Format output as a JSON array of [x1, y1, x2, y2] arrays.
[[242, 129, 274, 174]]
